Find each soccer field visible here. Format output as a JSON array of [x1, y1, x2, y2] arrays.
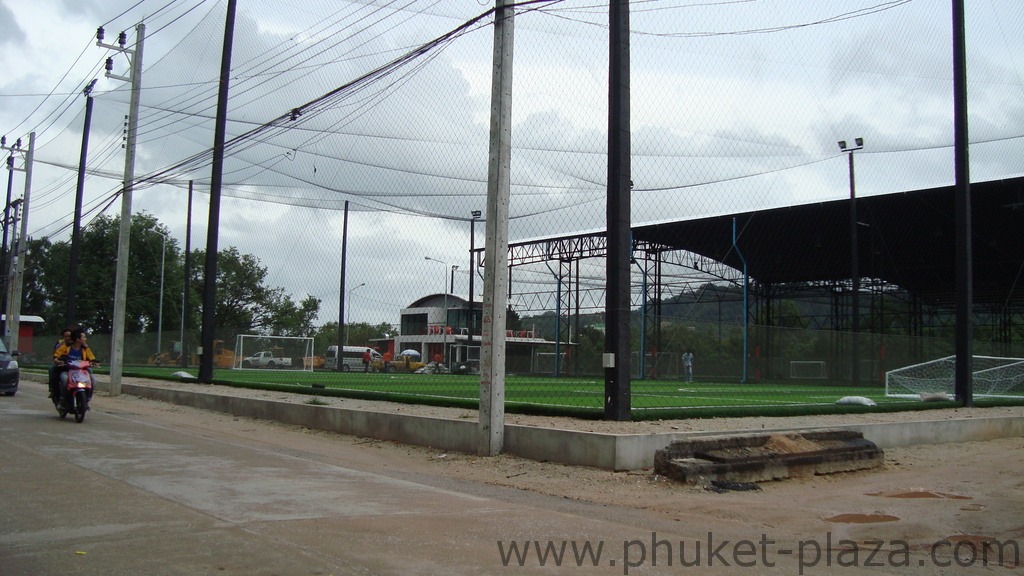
[[114, 365, 1024, 419]]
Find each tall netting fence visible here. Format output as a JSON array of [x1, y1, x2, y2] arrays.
[[11, 1, 1024, 417]]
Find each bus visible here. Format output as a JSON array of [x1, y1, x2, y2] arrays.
[[324, 345, 381, 371]]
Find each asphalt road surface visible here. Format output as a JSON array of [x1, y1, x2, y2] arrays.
[[1, 384, 716, 576], [3, 382, 1020, 575]]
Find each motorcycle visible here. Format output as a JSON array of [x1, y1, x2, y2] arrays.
[[56, 359, 94, 423]]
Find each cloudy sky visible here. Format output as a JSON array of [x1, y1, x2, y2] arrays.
[[1, 0, 1022, 328]]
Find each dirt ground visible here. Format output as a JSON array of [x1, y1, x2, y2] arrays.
[[55, 378, 1024, 569]]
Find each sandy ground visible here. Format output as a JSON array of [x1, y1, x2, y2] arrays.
[[36, 376, 1024, 570]]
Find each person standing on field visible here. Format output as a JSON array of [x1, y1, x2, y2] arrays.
[[682, 350, 694, 383]]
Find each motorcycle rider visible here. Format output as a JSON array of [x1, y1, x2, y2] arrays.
[[48, 327, 75, 402], [53, 328, 98, 407]]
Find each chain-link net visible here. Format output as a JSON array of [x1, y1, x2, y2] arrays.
[[9, 1, 1024, 417]]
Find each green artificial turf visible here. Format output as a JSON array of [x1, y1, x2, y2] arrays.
[[115, 365, 1022, 420]]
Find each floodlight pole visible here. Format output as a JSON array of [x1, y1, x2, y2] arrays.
[[952, 0, 973, 406], [839, 138, 863, 386], [198, 0, 237, 383], [605, 0, 632, 420], [67, 79, 97, 327]]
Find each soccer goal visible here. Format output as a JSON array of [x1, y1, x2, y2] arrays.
[[233, 334, 315, 372], [885, 355, 1024, 399], [533, 352, 567, 375], [790, 360, 827, 380]]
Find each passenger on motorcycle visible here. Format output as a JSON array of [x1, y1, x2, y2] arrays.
[[48, 327, 75, 401], [53, 328, 98, 406]]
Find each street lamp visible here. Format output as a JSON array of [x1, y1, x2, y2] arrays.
[[345, 282, 365, 345], [425, 256, 449, 369], [839, 137, 863, 385]]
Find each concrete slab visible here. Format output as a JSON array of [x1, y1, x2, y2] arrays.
[[653, 429, 884, 484]]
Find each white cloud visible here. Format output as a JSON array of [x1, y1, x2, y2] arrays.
[[3, 0, 1023, 328]]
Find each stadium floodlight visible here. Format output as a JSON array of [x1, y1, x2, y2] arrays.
[[838, 138, 864, 152]]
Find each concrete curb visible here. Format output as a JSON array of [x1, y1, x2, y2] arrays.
[[24, 372, 1024, 470]]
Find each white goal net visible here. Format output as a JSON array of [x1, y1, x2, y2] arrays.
[[885, 355, 1024, 399], [233, 334, 315, 371], [532, 352, 567, 375], [790, 360, 827, 379]]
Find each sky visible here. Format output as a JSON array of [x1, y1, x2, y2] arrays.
[[1, 0, 1022, 330]]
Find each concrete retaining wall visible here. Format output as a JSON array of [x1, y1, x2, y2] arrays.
[[28, 373, 1023, 470], [122, 382, 1024, 470]]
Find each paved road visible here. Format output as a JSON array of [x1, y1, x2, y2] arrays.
[[4, 383, 1018, 575], [0, 383, 728, 576]]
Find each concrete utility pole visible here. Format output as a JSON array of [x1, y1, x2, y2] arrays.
[[479, 0, 514, 457], [100, 24, 145, 396], [1, 132, 34, 352], [1, 197, 20, 338], [0, 154, 13, 336]]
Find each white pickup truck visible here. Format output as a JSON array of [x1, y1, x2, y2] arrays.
[[241, 351, 293, 369]]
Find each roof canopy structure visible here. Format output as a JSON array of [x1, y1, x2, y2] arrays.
[[630, 176, 1024, 308]]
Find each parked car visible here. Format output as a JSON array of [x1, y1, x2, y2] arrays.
[[241, 350, 293, 369], [374, 354, 426, 373], [0, 339, 20, 396]]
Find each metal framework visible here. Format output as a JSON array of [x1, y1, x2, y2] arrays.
[[476, 176, 1024, 383]]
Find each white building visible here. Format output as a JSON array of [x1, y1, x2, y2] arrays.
[[372, 294, 567, 374]]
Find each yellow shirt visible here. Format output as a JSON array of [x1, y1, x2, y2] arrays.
[[53, 343, 97, 363]]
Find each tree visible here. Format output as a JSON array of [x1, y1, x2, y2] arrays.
[[189, 246, 326, 339], [506, 306, 523, 331], [312, 322, 340, 354], [26, 211, 336, 347], [346, 322, 396, 348], [267, 294, 321, 337], [23, 237, 57, 329], [311, 321, 396, 357], [34, 212, 181, 335], [189, 246, 275, 334]]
